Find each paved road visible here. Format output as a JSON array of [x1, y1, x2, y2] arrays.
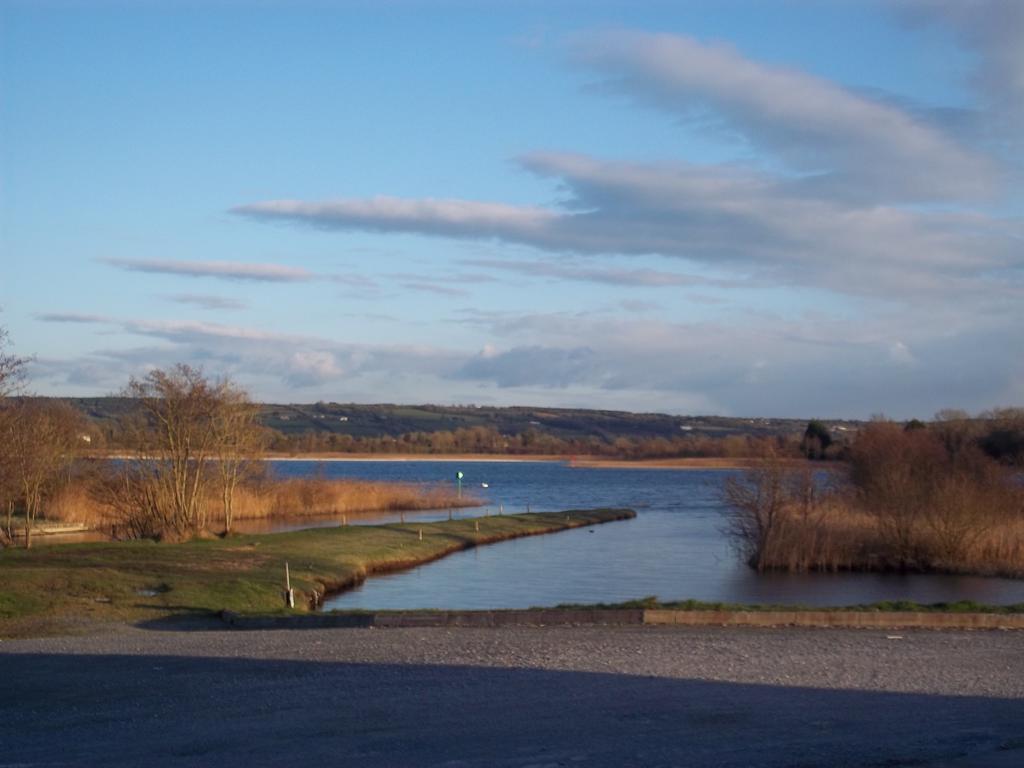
[[1, 622, 1022, 767]]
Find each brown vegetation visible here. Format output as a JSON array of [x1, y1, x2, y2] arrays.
[[1, 340, 84, 547], [723, 422, 1024, 577], [3, 359, 476, 544], [232, 476, 476, 519], [43, 471, 476, 539]]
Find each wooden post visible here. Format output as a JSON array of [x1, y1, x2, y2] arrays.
[[284, 562, 295, 609], [475, 519, 479, 532], [400, 510, 405, 524], [418, 528, 423, 541], [343, 514, 347, 526]]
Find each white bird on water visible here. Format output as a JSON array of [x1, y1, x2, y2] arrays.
[[481, 482, 489, 488]]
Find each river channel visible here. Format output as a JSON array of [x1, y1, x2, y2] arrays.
[[245, 460, 1024, 610]]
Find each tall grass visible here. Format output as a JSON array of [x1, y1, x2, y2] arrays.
[[738, 497, 1024, 578], [723, 425, 1024, 578], [228, 477, 477, 519], [41, 472, 477, 537]]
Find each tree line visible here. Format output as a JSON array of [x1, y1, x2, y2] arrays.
[[259, 426, 806, 459], [85, 409, 1024, 466]]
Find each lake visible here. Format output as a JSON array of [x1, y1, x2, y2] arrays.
[[254, 459, 1024, 610]]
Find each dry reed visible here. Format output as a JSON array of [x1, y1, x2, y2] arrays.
[[724, 429, 1024, 578], [42, 474, 477, 534], [228, 477, 478, 520], [747, 498, 1024, 578]]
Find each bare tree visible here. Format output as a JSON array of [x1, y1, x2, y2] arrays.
[[0, 409, 17, 544], [722, 451, 790, 572], [121, 364, 225, 537], [0, 324, 31, 544], [3, 400, 81, 548], [211, 383, 265, 534], [0, 324, 29, 399], [105, 365, 263, 539]]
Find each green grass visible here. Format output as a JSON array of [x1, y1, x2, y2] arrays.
[[0, 508, 635, 636], [553, 596, 1024, 614]]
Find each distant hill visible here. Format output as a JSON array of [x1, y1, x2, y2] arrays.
[[60, 397, 862, 444]]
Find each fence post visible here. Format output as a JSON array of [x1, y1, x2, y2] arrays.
[[284, 562, 295, 609]]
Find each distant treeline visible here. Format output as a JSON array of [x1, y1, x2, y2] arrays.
[[261, 426, 806, 459], [81, 418, 809, 459], [74, 409, 1024, 464]]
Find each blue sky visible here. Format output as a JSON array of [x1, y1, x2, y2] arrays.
[[2, 0, 1022, 418]]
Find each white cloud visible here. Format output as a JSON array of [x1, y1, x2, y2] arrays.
[[233, 152, 1022, 305], [231, 197, 557, 241], [399, 282, 470, 298], [162, 294, 248, 311], [287, 350, 345, 386], [898, 0, 1024, 146], [461, 257, 712, 288], [572, 29, 998, 201], [27, 301, 1024, 417], [888, 340, 916, 366], [36, 312, 111, 324], [229, 30, 1021, 317], [103, 258, 316, 282]]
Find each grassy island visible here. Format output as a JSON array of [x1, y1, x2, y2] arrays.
[[0, 508, 635, 637]]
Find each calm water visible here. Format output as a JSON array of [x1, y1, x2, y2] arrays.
[[258, 460, 1024, 610]]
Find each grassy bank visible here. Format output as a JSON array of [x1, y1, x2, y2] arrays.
[[0, 508, 634, 637]]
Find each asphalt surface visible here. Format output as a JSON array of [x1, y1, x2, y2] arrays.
[[1, 621, 1022, 767]]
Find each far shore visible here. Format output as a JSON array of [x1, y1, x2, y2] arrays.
[[89, 451, 826, 470], [264, 453, 826, 470]]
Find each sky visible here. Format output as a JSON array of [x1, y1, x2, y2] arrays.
[[2, 0, 1022, 419]]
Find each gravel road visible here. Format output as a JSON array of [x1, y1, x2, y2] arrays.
[[1, 622, 1022, 767]]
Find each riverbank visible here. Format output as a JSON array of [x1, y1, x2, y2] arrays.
[[2, 624, 1021, 767], [0, 508, 634, 638], [570, 456, 824, 469], [265, 453, 825, 470], [88, 451, 823, 469]]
